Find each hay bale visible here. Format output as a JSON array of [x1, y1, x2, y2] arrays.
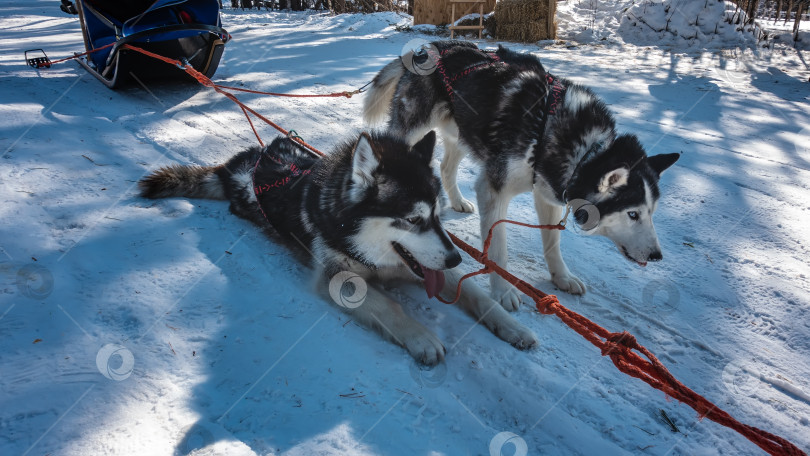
[[495, 0, 556, 42], [495, 0, 548, 22], [497, 22, 548, 42]]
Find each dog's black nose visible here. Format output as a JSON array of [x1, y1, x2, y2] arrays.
[[648, 251, 663, 262], [445, 250, 462, 269]]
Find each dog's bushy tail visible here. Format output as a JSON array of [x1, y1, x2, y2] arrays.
[[139, 164, 226, 200], [362, 59, 405, 126]]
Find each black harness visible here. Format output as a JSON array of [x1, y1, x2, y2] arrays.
[[436, 49, 577, 205], [250, 141, 314, 231], [434, 50, 504, 102], [538, 73, 567, 145]]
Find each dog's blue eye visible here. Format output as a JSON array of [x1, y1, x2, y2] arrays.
[[406, 216, 421, 225], [628, 211, 639, 221]]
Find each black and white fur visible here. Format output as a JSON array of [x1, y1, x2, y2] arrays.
[[139, 132, 537, 365], [364, 41, 679, 310]]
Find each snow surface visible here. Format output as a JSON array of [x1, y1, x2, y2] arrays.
[[1, 1, 810, 455]]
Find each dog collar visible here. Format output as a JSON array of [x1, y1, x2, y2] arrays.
[[560, 141, 603, 231], [563, 140, 604, 203]]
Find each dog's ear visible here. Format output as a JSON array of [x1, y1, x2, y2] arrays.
[[597, 167, 629, 194], [350, 133, 380, 196], [412, 131, 436, 164], [647, 153, 680, 176]]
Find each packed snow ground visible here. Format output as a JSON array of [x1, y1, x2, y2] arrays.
[[1, 1, 810, 455]]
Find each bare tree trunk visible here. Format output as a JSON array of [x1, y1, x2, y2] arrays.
[[746, 0, 758, 24], [793, 2, 805, 40], [785, 0, 794, 24]]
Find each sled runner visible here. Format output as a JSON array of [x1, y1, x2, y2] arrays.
[[75, 0, 230, 88]]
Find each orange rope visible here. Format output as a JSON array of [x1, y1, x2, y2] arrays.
[[48, 42, 115, 65], [120, 44, 325, 157], [214, 84, 362, 98], [239, 104, 264, 148], [444, 225, 806, 456], [40, 42, 363, 100], [436, 219, 564, 305]]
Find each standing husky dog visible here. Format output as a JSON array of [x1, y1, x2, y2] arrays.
[[139, 132, 537, 365], [364, 41, 679, 310]]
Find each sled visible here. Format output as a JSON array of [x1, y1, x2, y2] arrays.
[[75, 0, 230, 88]]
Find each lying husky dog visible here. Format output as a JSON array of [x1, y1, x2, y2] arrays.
[[139, 132, 537, 365], [364, 41, 679, 310]]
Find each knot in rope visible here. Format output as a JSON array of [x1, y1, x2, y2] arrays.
[[601, 331, 637, 357], [534, 294, 558, 314]]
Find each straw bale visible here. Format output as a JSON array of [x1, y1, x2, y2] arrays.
[[495, 0, 548, 23], [494, 0, 557, 41]]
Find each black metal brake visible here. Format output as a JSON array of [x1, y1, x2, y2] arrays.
[[25, 49, 52, 69]]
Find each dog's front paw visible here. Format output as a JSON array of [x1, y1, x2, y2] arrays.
[[403, 327, 446, 366], [492, 283, 523, 311], [450, 197, 475, 213], [476, 298, 538, 349], [494, 319, 538, 350], [551, 272, 586, 295]]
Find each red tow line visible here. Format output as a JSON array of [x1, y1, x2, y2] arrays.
[[446, 221, 806, 456]]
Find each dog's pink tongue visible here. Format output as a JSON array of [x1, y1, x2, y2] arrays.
[[423, 267, 445, 299]]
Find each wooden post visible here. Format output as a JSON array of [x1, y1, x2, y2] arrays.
[[449, 0, 486, 39], [451, 1, 456, 36]]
